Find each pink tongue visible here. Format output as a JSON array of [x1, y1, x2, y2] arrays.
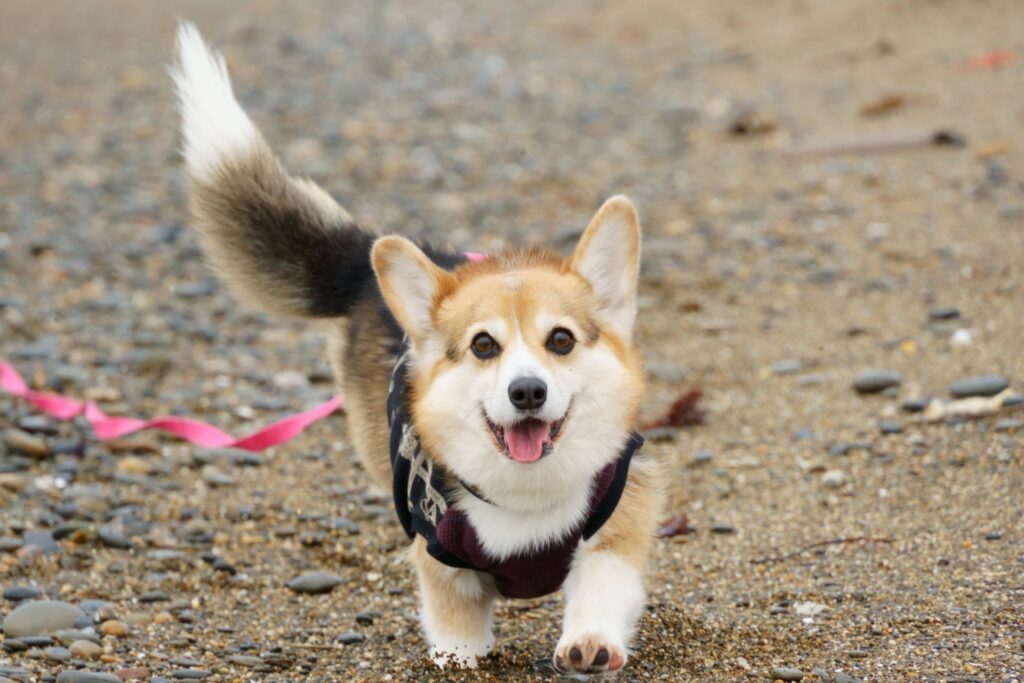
[[505, 419, 551, 463]]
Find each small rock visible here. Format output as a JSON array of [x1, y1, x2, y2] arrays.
[[55, 673, 122, 683], [793, 601, 828, 617], [900, 398, 930, 413], [709, 523, 735, 534], [984, 531, 1003, 541], [3, 601, 86, 638], [688, 449, 714, 467], [338, 631, 367, 644], [68, 640, 102, 659], [769, 666, 804, 681], [821, 470, 846, 489], [22, 531, 59, 555], [847, 649, 869, 659], [287, 571, 344, 595], [1, 429, 50, 458], [138, 591, 170, 603], [772, 359, 803, 375], [44, 645, 72, 662], [97, 526, 133, 550], [112, 668, 150, 681], [355, 610, 381, 625], [852, 369, 901, 394], [169, 670, 212, 680], [4, 586, 41, 601], [994, 418, 1022, 432], [878, 420, 903, 435], [834, 674, 862, 683], [228, 654, 262, 667], [0, 537, 23, 553], [99, 619, 129, 637], [928, 307, 960, 320], [949, 375, 1010, 398]]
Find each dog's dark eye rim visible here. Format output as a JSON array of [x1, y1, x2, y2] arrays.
[[470, 332, 500, 359], [546, 328, 576, 355]]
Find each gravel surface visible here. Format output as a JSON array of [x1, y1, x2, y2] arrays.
[[1, 1, 1022, 681]]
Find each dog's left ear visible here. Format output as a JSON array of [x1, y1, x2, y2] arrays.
[[372, 236, 456, 347], [570, 195, 641, 339]]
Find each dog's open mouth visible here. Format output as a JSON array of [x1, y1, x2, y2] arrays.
[[485, 411, 568, 463]]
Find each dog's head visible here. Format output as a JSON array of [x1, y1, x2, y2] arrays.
[[372, 196, 643, 507]]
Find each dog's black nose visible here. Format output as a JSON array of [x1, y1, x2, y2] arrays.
[[508, 377, 547, 410]]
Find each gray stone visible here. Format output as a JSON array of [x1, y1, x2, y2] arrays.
[[55, 673, 122, 683], [852, 369, 901, 394], [287, 571, 344, 595], [169, 670, 212, 680], [994, 418, 1022, 432], [22, 531, 59, 555], [879, 421, 903, 435], [3, 601, 86, 638], [900, 397, 930, 413], [928, 307, 960, 320], [769, 667, 804, 681], [834, 674, 862, 683], [0, 537, 23, 553], [772, 359, 803, 375], [949, 375, 1010, 398], [688, 450, 714, 467], [3, 586, 41, 602], [44, 645, 72, 662], [337, 631, 367, 644]]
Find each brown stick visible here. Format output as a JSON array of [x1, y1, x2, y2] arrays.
[[751, 536, 893, 565]]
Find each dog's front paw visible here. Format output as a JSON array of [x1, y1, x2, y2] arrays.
[[553, 632, 626, 674], [429, 634, 493, 669]]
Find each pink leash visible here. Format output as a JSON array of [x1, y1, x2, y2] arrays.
[[1, 254, 487, 451], [1, 360, 341, 451]]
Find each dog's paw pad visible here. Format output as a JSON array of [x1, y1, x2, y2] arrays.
[[553, 633, 626, 674]]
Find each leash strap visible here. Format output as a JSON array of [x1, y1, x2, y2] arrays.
[[0, 360, 341, 452]]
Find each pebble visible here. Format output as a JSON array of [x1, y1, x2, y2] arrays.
[[769, 666, 804, 681], [55, 673, 122, 683], [1, 429, 50, 458], [928, 307, 960, 320], [99, 620, 129, 637], [227, 655, 262, 667], [113, 668, 150, 681], [878, 420, 903, 435], [68, 640, 102, 659], [994, 418, 1022, 432], [0, 537, 23, 552], [287, 571, 344, 594], [355, 609, 381, 625], [4, 586, 41, 601], [772, 359, 804, 375], [834, 674, 862, 683], [709, 523, 736, 534], [821, 470, 846, 489], [949, 375, 1010, 398], [852, 369, 901, 394], [900, 397, 930, 413], [688, 449, 714, 467], [338, 631, 367, 644], [169, 669, 212, 680], [138, 591, 170, 603], [44, 645, 72, 662], [3, 601, 87, 638], [22, 530, 60, 555], [97, 526, 133, 550]]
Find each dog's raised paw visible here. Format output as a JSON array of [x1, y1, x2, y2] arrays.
[[553, 633, 626, 674]]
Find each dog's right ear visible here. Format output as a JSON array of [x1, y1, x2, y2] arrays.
[[372, 237, 456, 344]]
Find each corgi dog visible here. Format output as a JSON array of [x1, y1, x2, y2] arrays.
[[171, 23, 662, 674]]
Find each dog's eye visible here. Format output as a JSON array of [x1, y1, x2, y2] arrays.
[[471, 332, 500, 359], [546, 328, 576, 355]]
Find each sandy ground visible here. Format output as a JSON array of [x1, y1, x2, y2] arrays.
[[1, 0, 1022, 681]]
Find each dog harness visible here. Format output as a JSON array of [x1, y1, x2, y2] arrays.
[[387, 346, 643, 599]]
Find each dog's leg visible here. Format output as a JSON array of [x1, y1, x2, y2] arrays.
[[553, 548, 643, 673], [553, 460, 662, 674], [411, 538, 496, 668]]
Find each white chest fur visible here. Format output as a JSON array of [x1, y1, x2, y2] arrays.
[[455, 478, 594, 562]]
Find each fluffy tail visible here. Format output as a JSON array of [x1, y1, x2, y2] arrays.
[[170, 22, 375, 318]]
